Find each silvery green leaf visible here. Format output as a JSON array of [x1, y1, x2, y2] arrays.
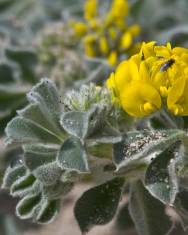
[[61, 105, 108, 139], [18, 103, 63, 139], [23, 143, 57, 169], [10, 173, 36, 197], [145, 142, 180, 205], [74, 177, 125, 234], [5, 116, 62, 145], [16, 193, 42, 220], [35, 199, 60, 224], [61, 111, 89, 139], [33, 162, 63, 185], [15, 182, 60, 223], [5, 78, 65, 144], [27, 78, 63, 133], [113, 129, 186, 174], [42, 181, 73, 200], [23, 144, 58, 171], [57, 137, 89, 173], [129, 180, 172, 235], [87, 105, 108, 137], [2, 164, 26, 189]]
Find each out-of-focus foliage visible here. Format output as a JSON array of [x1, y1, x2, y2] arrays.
[[0, 0, 82, 43], [0, 44, 38, 135], [131, 0, 188, 47]]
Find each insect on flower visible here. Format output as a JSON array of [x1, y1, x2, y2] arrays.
[[107, 42, 188, 117]]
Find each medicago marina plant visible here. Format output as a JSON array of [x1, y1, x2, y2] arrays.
[[3, 42, 188, 235]]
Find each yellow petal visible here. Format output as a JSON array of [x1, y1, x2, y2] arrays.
[[120, 32, 132, 50], [73, 22, 87, 37], [167, 77, 186, 109], [167, 77, 188, 116], [109, 0, 129, 19], [120, 81, 161, 117], [106, 72, 120, 104], [99, 36, 109, 55], [108, 51, 118, 66], [140, 41, 156, 59], [128, 24, 141, 37], [114, 60, 139, 92], [84, 0, 98, 20], [139, 61, 150, 82]]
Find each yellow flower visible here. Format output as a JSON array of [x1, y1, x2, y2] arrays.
[[120, 32, 132, 50], [71, 0, 141, 65], [99, 36, 109, 55], [107, 58, 161, 117], [85, 44, 96, 57], [72, 22, 87, 37], [83, 34, 97, 57], [128, 24, 141, 37], [108, 0, 129, 20], [167, 77, 188, 116], [108, 51, 118, 66], [107, 41, 188, 117], [108, 27, 118, 40], [84, 0, 98, 20], [88, 18, 100, 30]]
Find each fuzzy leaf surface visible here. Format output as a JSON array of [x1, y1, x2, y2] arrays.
[[57, 137, 89, 173], [61, 111, 89, 139], [129, 180, 172, 235], [5, 79, 64, 145], [113, 129, 186, 173], [145, 142, 180, 204], [74, 177, 124, 233], [23, 144, 58, 171]]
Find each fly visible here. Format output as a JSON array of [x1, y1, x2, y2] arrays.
[[160, 59, 175, 72]]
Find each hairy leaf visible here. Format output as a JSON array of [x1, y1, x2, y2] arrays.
[[33, 162, 63, 185], [61, 111, 89, 139], [57, 137, 89, 173], [145, 142, 180, 204], [74, 177, 125, 233], [23, 144, 57, 171], [129, 180, 172, 235], [5, 116, 61, 145], [42, 181, 73, 200], [2, 164, 26, 189], [11, 174, 36, 197], [113, 129, 186, 173], [35, 199, 60, 224], [16, 193, 42, 220]]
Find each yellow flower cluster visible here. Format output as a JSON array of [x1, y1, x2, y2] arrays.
[[107, 41, 188, 117], [71, 0, 141, 66]]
